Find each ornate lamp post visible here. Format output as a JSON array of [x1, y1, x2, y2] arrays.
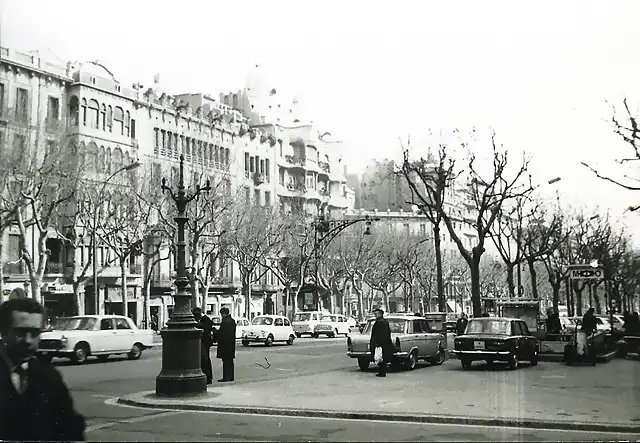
[[156, 155, 211, 396], [312, 206, 380, 312]]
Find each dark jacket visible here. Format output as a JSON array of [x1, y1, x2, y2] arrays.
[[216, 316, 237, 359], [581, 312, 597, 334], [0, 348, 86, 441], [197, 315, 215, 348], [456, 317, 468, 335], [546, 313, 562, 334], [369, 318, 394, 361]]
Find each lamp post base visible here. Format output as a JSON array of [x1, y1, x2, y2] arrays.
[[155, 326, 207, 397]]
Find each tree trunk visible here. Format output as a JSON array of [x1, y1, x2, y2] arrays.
[[551, 281, 561, 312], [433, 225, 445, 312], [0, 241, 4, 303], [565, 278, 573, 317], [72, 283, 84, 316], [200, 283, 208, 311], [120, 258, 129, 317], [142, 277, 151, 330], [592, 282, 602, 314], [382, 288, 390, 313], [506, 263, 516, 298], [470, 256, 482, 317], [572, 280, 586, 316], [243, 271, 252, 319], [527, 258, 540, 299]]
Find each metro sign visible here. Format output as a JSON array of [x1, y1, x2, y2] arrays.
[[569, 268, 603, 280]]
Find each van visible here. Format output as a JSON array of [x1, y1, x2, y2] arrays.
[[292, 311, 325, 337]]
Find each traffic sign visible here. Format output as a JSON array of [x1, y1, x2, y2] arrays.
[[569, 268, 603, 280]]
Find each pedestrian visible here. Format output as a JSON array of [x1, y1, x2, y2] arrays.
[[192, 307, 214, 384], [456, 313, 468, 336], [369, 308, 393, 378], [581, 307, 598, 335], [546, 308, 562, 339], [216, 307, 236, 382], [0, 298, 86, 441]]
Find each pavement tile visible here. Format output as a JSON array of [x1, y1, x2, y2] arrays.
[[119, 359, 640, 431]]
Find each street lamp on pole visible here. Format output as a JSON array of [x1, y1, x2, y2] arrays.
[[312, 207, 379, 313], [92, 161, 141, 316], [156, 155, 211, 396]]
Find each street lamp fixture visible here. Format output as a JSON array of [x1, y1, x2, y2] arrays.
[[156, 155, 211, 397]]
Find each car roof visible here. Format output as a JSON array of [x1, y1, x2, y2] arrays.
[[255, 314, 285, 318]]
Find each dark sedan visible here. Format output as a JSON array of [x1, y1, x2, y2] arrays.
[[453, 317, 539, 370]]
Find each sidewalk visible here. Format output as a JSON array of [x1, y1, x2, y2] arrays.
[[118, 358, 640, 433]]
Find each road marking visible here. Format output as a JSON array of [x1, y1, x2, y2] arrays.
[[86, 410, 184, 433], [541, 375, 567, 379]]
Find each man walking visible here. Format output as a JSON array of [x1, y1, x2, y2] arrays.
[[456, 313, 468, 336], [193, 307, 214, 384], [0, 298, 85, 441], [369, 308, 393, 377], [217, 307, 236, 382]]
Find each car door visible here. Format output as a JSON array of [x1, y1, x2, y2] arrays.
[[519, 321, 535, 357], [411, 320, 427, 356], [96, 318, 117, 352], [511, 321, 526, 359], [420, 319, 438, 356], [283, 317, 293, 336], [114, 317, 136, 351], [274, 317, 285, 340]]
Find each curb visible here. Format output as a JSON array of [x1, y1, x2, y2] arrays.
[[116, 396, 640, 434]]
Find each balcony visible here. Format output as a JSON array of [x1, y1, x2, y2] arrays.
[[210, 278, 236, 288], [284, 155, 306, 168], [45, 262, 65, 275], [129, 263, 142, 275], [253, 172, 265, 186], [286, 182, 307, 194], [318, 161, 331, 174], [2, 262, 27, 276]]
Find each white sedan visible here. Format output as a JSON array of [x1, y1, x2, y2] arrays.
[[241, 315, 296, 346], [37, 315, 155, 364]]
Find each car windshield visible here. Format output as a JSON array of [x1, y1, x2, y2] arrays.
[[364, 319, 407, 334], [465, 319, 510, 335], [59, 317, 98, 331], [321, 316, 335, 322], [252, 317, 274, 326], [294, 313, 312, 322]]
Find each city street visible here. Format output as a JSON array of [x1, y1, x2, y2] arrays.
[[53, 336, 640, 442]]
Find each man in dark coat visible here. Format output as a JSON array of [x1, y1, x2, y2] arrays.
[[193, 307, 214, 384], [0, 298, 85, 441], [581, 307, 598, 335], [369, 308, 394, 377], [456, 313, 468, 336], [216, 307, 236, 382]]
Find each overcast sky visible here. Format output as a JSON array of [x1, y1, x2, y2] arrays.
[[2, 0, 640, 237]]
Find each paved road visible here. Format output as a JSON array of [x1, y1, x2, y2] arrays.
[[55, 337, 638, 442]]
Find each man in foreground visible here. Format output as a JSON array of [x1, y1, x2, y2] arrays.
[[0, 298, 86, 441], [193, 307, 214, 384], [369, 308, 393, 377], [216, 307, 236, 382]]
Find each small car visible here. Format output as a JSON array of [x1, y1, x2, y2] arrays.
[[241, 315, 296, 346], [37, 315, 155, 364], [313, 314, 351, 338], [453, 317, 539, 370], [292, 311, 324, 338], [346, 314, 447, 371]]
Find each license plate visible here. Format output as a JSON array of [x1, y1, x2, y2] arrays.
[[41, 351, 48, 355], [473, 341, 485, 350]]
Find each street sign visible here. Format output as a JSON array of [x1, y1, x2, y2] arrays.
[[569, 267, 603, 280]]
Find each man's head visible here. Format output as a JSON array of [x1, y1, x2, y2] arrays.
[[0, 298, 45, 363], [587, 307, 595, 315], [192, 307, 202, 320], [206, 310, 212, 316], [220, 307, 230, 317], [373, 308, 384, 320], [462, 313, 467, 319]]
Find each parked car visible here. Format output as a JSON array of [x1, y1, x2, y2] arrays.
[[37, 315, 155, 364], [292, 311, 325, 338], [313, 314, 351, 338], [235, 317, 250, 339], [346, 314, 447, 371], [241, 315, 296, 346], [453, 317, 539, 370]]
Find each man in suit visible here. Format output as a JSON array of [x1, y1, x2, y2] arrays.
[[369, 308, 394, 377], [216, 307, 236, 382], [0, 297, 86, 441], [193, 307, 214, 384]]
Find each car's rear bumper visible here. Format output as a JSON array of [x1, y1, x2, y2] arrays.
[[37, 349, 74, 358], [452, 350, 511, 360], [242, 336, 267, 343], [347, 351, 410, 360]]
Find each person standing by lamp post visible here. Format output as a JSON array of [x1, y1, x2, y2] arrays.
[[216, 307, 236, 382]]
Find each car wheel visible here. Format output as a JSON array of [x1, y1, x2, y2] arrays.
[[72, 343, 89, 364], [328, 332, 335, 338], [461, 358, 472, 370], [286, 335, 295, 345], [432, 346, 446, 366], [508, 353, 519, 370], [312, 333, 319, 339], [97, 355, 110, 363], [264, 335, 273, 347], [334, 329, 339, 337], [357, 358, 370, 371], [530, 349, 538, 366], [128, 344, 142, 360], [295, 333, 302, 338], [405, 350, 418, 370], [242, 340, 250, 347]]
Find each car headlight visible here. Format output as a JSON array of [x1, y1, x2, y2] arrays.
[[60, 335, 68, 347]]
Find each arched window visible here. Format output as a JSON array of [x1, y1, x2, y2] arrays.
[[105, 148, 112, 173], [214, 146, 219, 164], [225, 148, 230, 166], [125, 111, 131, 137], [97, 146, 106, 171], [86, 142, 98, 171], [88, 99, 99, 128], [81, 99, 87, 126], [198, 143, 203, 164], [69, 96, 79, 126], [107, 106, 113, 131], [232, 94, 238, 109], [113, 107, 124, 135], [112, 148, 123, 171], [166, 132, 173, 157], [209, 145, 215, 164], [185, 138, 191, 159], [100, 104, 106, 130]]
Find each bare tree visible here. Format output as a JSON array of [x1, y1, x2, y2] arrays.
[[400, 139, 462, 312], [362, 227, 405, 312], [582, 99, 640, 209]]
